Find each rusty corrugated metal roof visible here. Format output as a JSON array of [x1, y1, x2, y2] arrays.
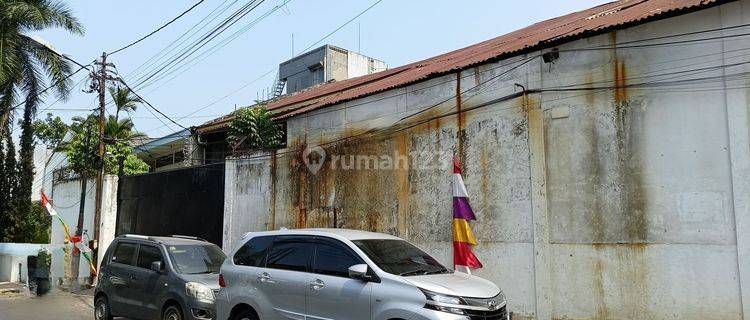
[[197, 0, 728, 132]]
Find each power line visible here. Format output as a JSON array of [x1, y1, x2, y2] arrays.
[[124, 0, 236, 79], [118, 78, 190, 131], [109, 0, 207, 55], [142, 67, 276, 135], [137, 0, 293, 92], [141, 0, 387, 134], [15, 66, 89, 110], [298, 0, 384, 54], [130, 0, 267, 89]]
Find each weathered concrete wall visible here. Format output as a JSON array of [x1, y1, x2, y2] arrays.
[[224, 2, 750, 319], [97, 176, 118, 270], [223, 152, 274, 250], [49, 175, 118, 285]]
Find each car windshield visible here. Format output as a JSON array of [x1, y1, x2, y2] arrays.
[[353, 239, 450, 276], [166, 244, 226, 274]]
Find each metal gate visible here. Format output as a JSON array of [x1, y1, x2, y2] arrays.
[[116, 163, 225, 245]]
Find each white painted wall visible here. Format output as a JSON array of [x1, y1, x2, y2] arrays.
[[347, 51, 388, 79], [49, 178, 95, 283], [31, 145, 53, 201], [223, 2, 750, 319], [0, 243, 62, 283], [97, 176, 118, 270], [48, 175, 118, 285]]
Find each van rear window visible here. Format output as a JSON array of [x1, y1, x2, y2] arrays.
[[112, 242, 137, 265]]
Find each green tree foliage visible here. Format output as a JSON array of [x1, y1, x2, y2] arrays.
[[33, 112, 68, 148], [17, 201, 50, 243], [0, 136, 5, 237], [227, 105, 285, 152], [0, 0, 83, 243], [0, 132, 19, 241], [59, 114, 150, 177], [15, 107, 34, 241], [109, 86, 141, 121], [0, 0, 84, 131], [61, 114, 99, 177], [122, 154, 150, 175], [0, 135, 10, 241]]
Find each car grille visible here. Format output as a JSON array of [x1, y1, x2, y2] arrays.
[[465, 306, 508, 320]]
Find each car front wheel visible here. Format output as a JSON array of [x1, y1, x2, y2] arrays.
[[163, 305, 184, 320], [232, 309, 259, 320], [94, 296, 113, 320]]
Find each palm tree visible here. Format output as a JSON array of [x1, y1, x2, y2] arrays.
[[0, 0, 83, 243], [104, 115, 146, 176], [108, 86, 141, 121], [105, 115, 144, 142], [0, 0, 84, 133]]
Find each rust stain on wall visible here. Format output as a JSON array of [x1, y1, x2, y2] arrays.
[[586, 82, 606, 243], [615, 99, 648, 243], [516, 93, 538, 114], [284, 126, 401, 234], [590, 243, 650, 319], [611, 32, 628, 105], [297, 208, 307, 228], [456, 72, 466, 161], [269, 151, 277, 230], [593, 244, 609, 320], [365, 211, 380, 231], [395, 133, 411, 237]]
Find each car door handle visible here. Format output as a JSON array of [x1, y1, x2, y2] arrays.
[[257, 273, 274, 283], [309, 279, 325, 291], [129, 275, 137, 281]]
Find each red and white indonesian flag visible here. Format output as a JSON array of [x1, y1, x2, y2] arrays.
[[452, 157, 483, 273], [41, 191, 58, 216]]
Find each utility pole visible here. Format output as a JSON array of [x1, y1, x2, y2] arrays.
[[87, 52, 117, 285], [92, 52, 107, 284]]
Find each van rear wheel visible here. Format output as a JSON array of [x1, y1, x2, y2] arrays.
[[233, 309, 259, 320], [163, 305, 184, 320]]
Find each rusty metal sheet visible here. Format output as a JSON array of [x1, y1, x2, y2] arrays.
[[197, 0, 728, 130]]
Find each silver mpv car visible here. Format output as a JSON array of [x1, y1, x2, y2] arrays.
[[216, 229, 508, 320]]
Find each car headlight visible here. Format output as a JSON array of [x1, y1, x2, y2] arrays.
[[420, 288, 466, 315], [497, 291, 507, 305], [185, 282, 214, 302]]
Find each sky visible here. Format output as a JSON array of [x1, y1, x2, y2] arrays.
[[30, 0, 609, 138]]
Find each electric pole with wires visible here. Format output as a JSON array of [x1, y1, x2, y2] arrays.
[[78, 52, 119, 285]]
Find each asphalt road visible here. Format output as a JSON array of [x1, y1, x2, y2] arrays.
[[0, 289, 96, 320]]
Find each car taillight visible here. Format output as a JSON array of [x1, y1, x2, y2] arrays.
[[219, 274, 226, 288]]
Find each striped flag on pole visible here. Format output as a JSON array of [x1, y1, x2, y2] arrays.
[[452, 157, 483, 273], [41, 191, 72, 242], [41, 191, 57, 216]]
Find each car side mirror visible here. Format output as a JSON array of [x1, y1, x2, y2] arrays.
[[348, 264, 369, 281], [151, 261, 163, 273]]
